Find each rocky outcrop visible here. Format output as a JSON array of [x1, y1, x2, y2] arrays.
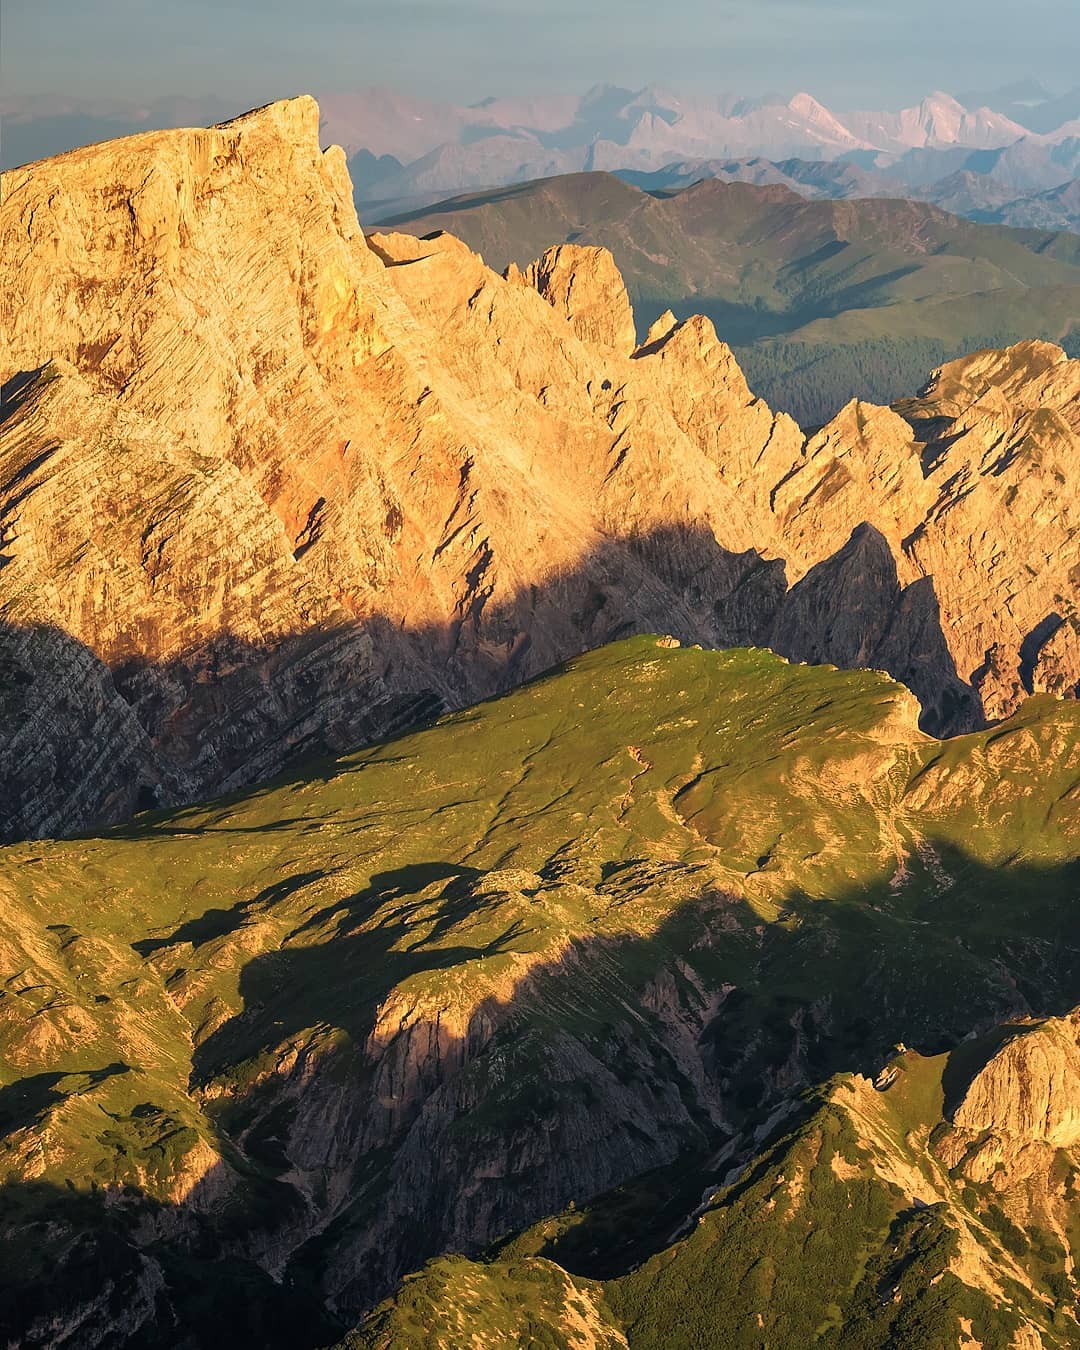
[[771, 524, 980, 736], [512, 243, 637, 355], [2, 97, 1080, 839], [896, 341, 1080, 721], [0, 105, 776, 837], [951, 1014, 1080, 1149]]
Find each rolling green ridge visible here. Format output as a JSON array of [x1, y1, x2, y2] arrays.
[[363, 1046, 1075, 1348], [3, 637, 1080, 1344], [381, 173, 1080, 423]]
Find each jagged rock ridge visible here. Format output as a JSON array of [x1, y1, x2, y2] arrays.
[[2, 97, 1079, 839]]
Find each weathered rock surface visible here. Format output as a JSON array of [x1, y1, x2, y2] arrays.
[[952, 1013, 1080, 1149], [2, 97, 1080, 838], [510, 243, 637, 355], [896, 341, 1080, 723]]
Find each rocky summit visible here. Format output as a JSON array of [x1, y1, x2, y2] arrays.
[[2, 98, 1079, 842], [2, 96, 1080, 1349]]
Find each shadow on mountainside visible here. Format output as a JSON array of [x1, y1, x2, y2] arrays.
[[185, 841, 1080, 1312], [0, 366, 51, 424], [190, 839, 1080, 1099], [0, 1177, 344, 1349], [0, 1063, 131, 1135], [4, 840, 1080, 1341], [131, 869, 330, 955], [0, 513, 995, 844]]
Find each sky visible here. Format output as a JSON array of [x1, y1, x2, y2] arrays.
[[4, 0, 1079, 110]]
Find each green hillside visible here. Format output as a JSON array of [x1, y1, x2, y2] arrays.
[[3, 637, 1080, 1344], [361, 1044, 1079, 1348], [381, 174, 1080, 423]]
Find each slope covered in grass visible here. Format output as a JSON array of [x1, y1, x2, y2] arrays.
[[3, 637, 1080, 1344]]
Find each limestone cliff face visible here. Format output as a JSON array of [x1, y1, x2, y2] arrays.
[[897, 342, 1080, 723], [952, 1014, 1080, 1149], [2, 98, 1079, 837], [510, 243, 637, 355]]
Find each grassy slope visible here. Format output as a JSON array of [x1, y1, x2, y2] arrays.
[[363, 1046, 1080, 1348], [380, 173, 1080, 422], [340, 1255, 627, 1350], [3, 637, 1080, 1343]]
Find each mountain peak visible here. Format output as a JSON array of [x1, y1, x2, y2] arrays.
[[788, 91, 829, 115], [0, 91, 330, 178], [515, 242, 637, 353], [922, 90, 966, 112], [214, 93, 322, 143], [787, 92, 865, 145]]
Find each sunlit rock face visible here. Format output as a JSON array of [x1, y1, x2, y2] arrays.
[[3, 98, 1080, 839], [951, 1013, 1080, 1150]]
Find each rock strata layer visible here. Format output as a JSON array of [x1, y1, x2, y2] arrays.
[[2, 97, 1079, 837]]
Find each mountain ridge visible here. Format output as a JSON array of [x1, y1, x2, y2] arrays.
[[6, 85, 1080, 252], [3, 98, 1080, 842], [6, 82, 1080, 188], [3, 634, 1080, 1345], [383, 168, 1080, 419]]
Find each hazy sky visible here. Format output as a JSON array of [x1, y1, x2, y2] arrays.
[[4, 0, 1079, 109]]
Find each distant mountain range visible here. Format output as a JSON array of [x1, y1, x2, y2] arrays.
[[327, 84, 1080, 226], [5, 82, 1080, 235], [383, 172, 1080, 424], [609, 137, 1080, 233], [313, 81, 1079, 176]]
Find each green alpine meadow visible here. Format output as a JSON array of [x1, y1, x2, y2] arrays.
[[4, 638, 1080, 1343]]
